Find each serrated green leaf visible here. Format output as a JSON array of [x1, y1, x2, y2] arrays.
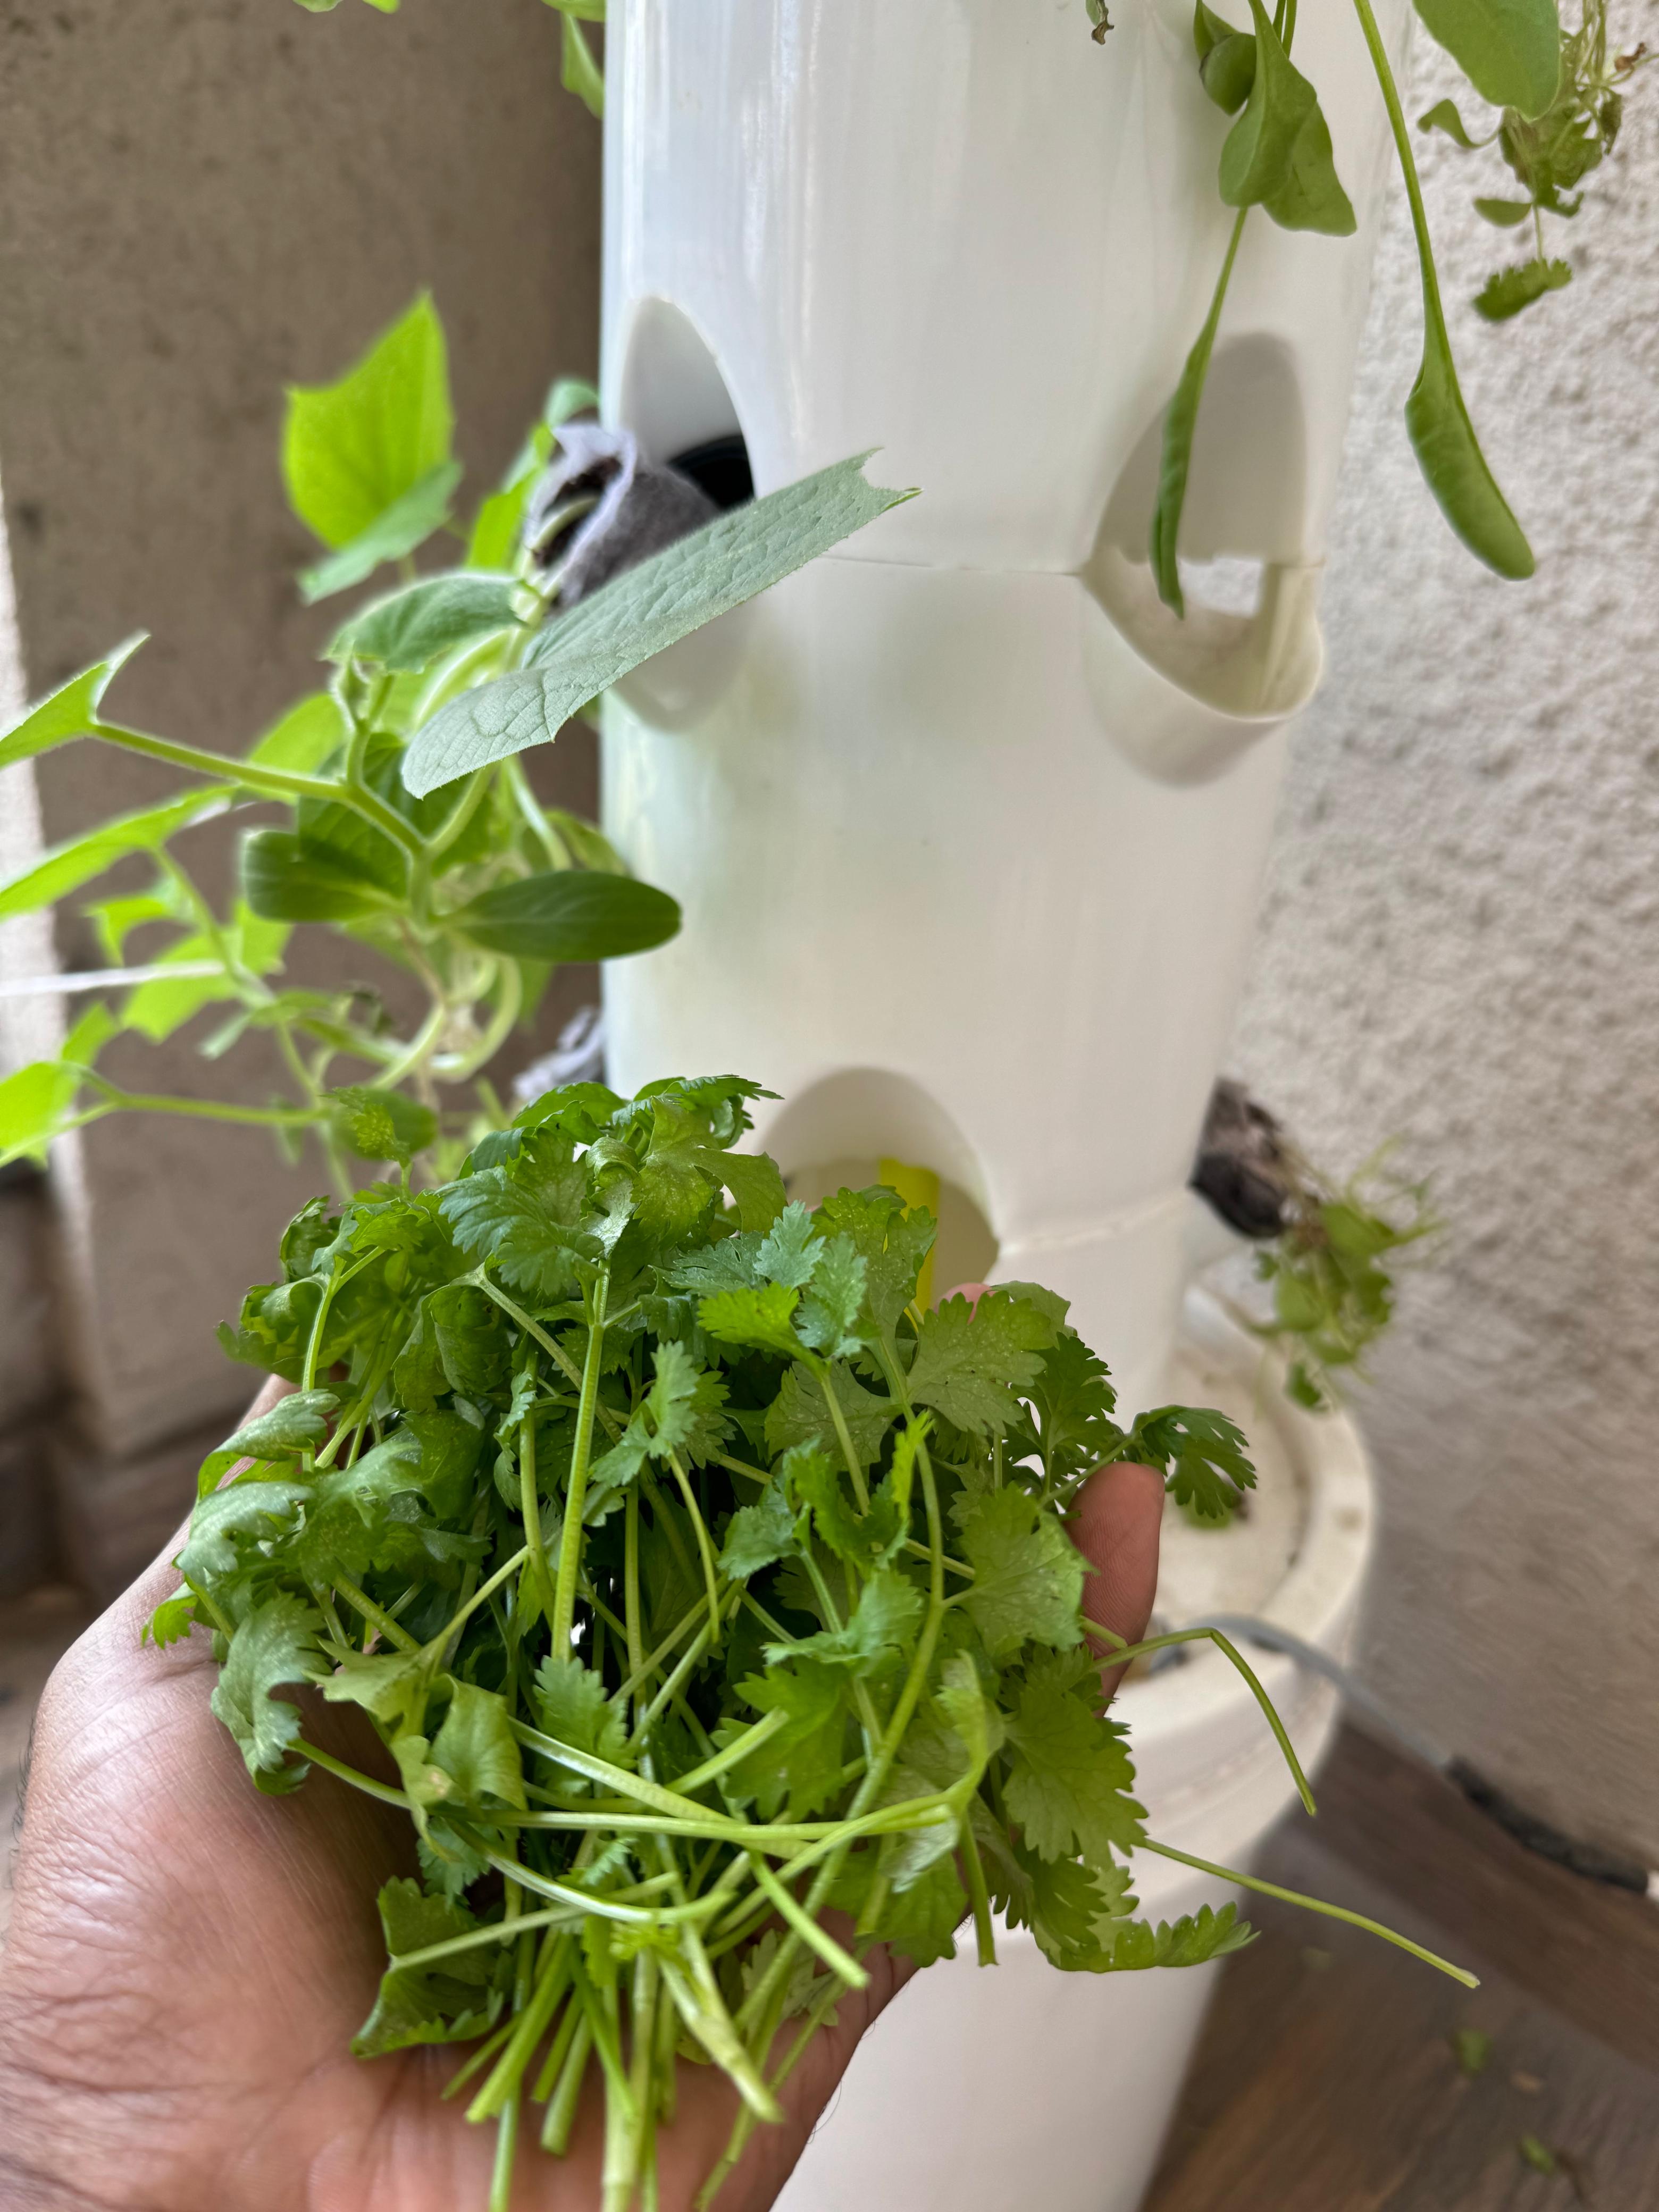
[[352, 1878, 500, 2059], [533, 1656, 635, 1776], [425, 1679, 526, 1810], [1473, 255, 1573, 318], [401, 455, 916, 795], [1002, 1653, 1145, 1869], [957, 1486, 1085, 1658], [906, 1289, 1058, 1439], [439, 1144, 589, 1298], [764, 1361, 898, 1469], [210, 1592, 324, 1779], [450, 869, 681, 962], [1090, 1901, 1255, 1971], [178, 1479, 310, 1587], [720, 1478, 806, 1579], [770, 1565, 922, 1678], [700, 1281, 803, 1361], [325, 1086, 438, 1168], [196, 1388, 339, 1496]]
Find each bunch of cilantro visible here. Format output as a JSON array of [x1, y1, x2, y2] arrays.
[[148, 1074, 1317, 2210]]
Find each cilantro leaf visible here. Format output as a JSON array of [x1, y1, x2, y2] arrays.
[[352, 1878, 502, 2057], [906, 1289, 1059, 1438], [812, 1185, 936, 1342], [719, 1479, 805, 1579], [956, 1485, 1085, 1658], [769, 1566, 923, 1678], [1002, 1653, 1146, 1868], [764, 1361, 896, 1469], [210, 1593, 324, 1785]]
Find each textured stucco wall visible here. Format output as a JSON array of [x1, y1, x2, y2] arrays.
[[0, 1, 601, 1492], [1231, 29, 1659, 1859]]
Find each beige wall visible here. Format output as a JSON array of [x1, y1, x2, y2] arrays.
[[0, 1, 601, 1580], [1233, 36, 1659, 1859]]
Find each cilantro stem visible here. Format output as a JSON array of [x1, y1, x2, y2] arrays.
[[1080, 1618, 1316, 1816], [615, 1589, 713, 1707], [541, 2012, 594, 2156], [331, 1572, 422, 1654], [468, 1938, 573, 2123], [520, 1397, 559, 1630], [746, 1855, 870, 1989], [806, 1354, 870, 1511], [433, 1543, 532, 1650], [466, 1840, 728, 1928], [624, 1488, 645, 1699], [665, 1447, 723, 1651], [960, 1821, 999, 1968], [291, 1737, 410, 1806], [1138, 1838, 1479, 1986]]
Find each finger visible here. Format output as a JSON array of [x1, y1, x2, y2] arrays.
[[941, 1280, 992, 1306], [1071, 1461, 1164, 1704]]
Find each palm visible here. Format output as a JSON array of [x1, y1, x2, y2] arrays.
[[1, 1444, 1160, 2212]]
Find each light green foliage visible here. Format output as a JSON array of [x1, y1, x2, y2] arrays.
[[283, 292, 455, 581], [159, 1078, 1409, 2209], [0, 298, 876, 1190], [1252, 1155, 1436, 1411], [1421, 0, 1649, 320]]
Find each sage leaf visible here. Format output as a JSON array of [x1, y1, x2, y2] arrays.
[[1413, 0, 1561, 119], [283, 292, 455, 552], [0, 633, 146, 773], [401, 454, 916, 795], [1218, 0, 1316, 208], [449, 869, 681, 962], [328, 572, 522, 672], [1473, 255, 1572, 318]]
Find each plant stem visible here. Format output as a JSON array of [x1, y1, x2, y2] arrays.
[[1138, 1838, 1479, 1986], [552, 1269, 609, 1654]]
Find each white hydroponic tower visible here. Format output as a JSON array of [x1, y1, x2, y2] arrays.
[[599, 2, 1410, 2205]]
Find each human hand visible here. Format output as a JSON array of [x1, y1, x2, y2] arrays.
[[0, 1365, 1163, 2212]]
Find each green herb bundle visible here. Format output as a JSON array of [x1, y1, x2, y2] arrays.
[[155, 1074, 1470, 2211]]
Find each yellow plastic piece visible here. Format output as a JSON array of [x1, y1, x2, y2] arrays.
[[878, 1156, 941, 1312]]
